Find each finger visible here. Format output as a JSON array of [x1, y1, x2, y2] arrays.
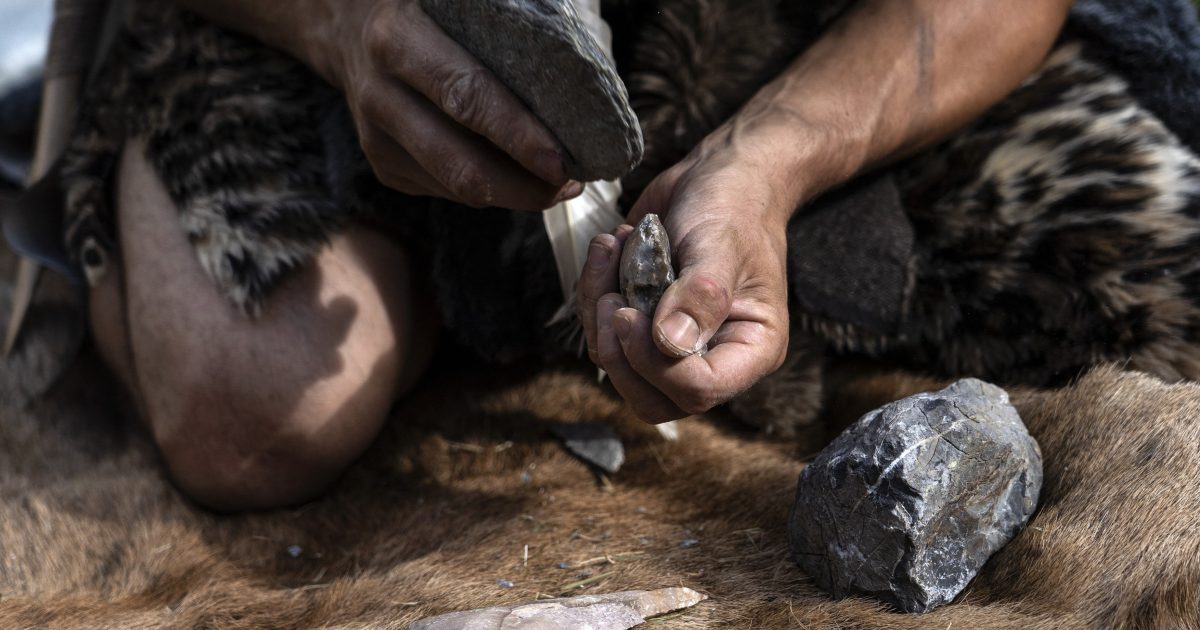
[[614, 307, 784, 415], [578, 224, 634, 365], [360, 82, 578, 210], [652, 261, 735, 359], [596, 294, 686, 423], [359, 123, 456, 198], [368, 3, 568, 186]]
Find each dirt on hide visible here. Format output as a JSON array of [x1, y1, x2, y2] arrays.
[[0, 241, 1198, 628]]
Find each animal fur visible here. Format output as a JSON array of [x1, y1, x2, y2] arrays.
[[60, 6, 345, 312], [1, 234, 1200, 626], [12, 1, 1200, 626]]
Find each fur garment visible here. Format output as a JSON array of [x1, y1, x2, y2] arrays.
[[57, 1, 1200, 432]]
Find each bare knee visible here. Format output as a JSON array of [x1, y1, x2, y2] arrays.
[[107, 139, 432, 511], [151, 353, 394, 512]]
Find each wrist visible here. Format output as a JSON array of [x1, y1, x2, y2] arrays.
[[284, 0, 345, 87], [745, 110, 866, 216]]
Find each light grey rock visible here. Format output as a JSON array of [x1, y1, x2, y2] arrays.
[[789, 379, 1042, 613], [411, 587, 706, 629], [553, 422, 625, 473], [619, 214, 675, 315], [421, 0, 643, 182]]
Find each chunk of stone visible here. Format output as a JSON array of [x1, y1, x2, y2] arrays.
[[421, 0, 643, 181], [411, 587, 707, 629], [619, 214, 675, 315], [789, 379, 1042, 613], [553, 422, 625, 473]]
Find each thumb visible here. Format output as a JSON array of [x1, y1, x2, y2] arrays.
[[652, 265, 734, 359]]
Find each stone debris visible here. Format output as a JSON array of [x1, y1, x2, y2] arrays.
[[553, 422, 625, 473], [411, 587, 706, 630], [654, 421, 680, 441], [421, 0, 643, 181], [789, 379, 1043, 613], [619, 214, 675, 316]]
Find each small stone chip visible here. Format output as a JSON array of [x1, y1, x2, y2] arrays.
[[412, 587, 707, 630], [619, 214, 675, 315], [789, 379, 1043, 613], [553, 422, 625, 473]]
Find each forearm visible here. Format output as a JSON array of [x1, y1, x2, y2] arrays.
[[725, 0, 1073, 219], [173, 0, 343, 85]]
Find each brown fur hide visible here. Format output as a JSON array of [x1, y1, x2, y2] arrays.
[[1, 239, 1199, 629]]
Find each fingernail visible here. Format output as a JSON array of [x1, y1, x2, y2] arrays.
[[550, 181, 585, 205], [538, 149, 568, 185], [587, 241, 611, 270], [563, 180, 585, 199], [657, 312, 700, 357], [614, 312, 632, 339]]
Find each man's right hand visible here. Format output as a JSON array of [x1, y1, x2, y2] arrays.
[[189, 0, 584, 211], [332, 0, 584, 210]]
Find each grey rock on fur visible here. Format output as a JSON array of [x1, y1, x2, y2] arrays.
[[789, 379, 1042, 613]]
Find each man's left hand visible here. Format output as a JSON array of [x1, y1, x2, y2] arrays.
[[576, 142, 793, 423]]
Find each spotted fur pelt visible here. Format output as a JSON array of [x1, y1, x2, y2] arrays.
[[58, 1, 1200, 433], [740, 42, 1200, 434], [890, 42, 1200, 385]]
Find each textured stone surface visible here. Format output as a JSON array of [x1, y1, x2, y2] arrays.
[[619, 214, 675, 315], [553, 422, 625, 473], [411, 587, 706, 629], [421, 0, 643, 181], [789, 379, 1042, 613]]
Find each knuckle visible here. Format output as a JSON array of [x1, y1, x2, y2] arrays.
[[678, 387, 718, 416], [689, 273, 730, 308], [597, 341, 623, 367], [364, 18, 397, 65], [576, 291, 600, 315], [354, 84, 388, 126], [589, 233, 616, 257], [441, 159, 488, 205], [439, 68, 489, 125]]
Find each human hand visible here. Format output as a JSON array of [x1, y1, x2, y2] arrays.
[[576, 138, 794, 423], [313, 0, 583, 210]]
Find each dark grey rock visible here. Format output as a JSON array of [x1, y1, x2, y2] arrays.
[[421, 0, 643, 182], [789, 379, 1042, 613], [619, 214, 675, 315], [553, 422, 625, 473]]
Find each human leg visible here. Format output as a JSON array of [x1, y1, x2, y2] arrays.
[[90, 139, 433, 511]]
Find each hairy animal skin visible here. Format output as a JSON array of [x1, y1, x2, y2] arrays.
[[1, 243, 1198, 627], [15, 2, 1200, 626]]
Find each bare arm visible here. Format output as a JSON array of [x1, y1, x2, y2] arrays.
[[580, 0, 1075, 422], [734, 0, 1075, 218], [173, 0, 582, 211]]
